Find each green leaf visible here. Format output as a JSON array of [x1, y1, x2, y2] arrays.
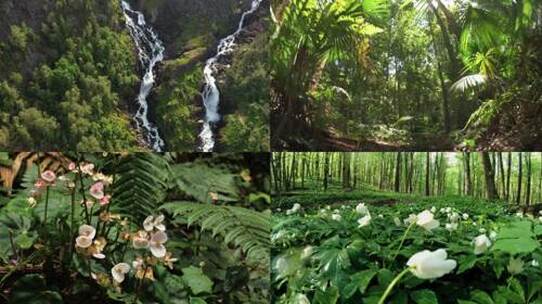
[[410, 289, 438, 304], [9, 274, 63, 304], [190, 297, 207, 304], [182, 266, 213, 295], [470, 290, 495, 304], [493, 238, 539, 255], [458, 255, 478, 274], [314, 286, 339, 304]]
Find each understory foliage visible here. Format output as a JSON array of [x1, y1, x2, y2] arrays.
[[273, 189, 542, 304], [271, 0, 542, 150], [0, 152, 270, 304]]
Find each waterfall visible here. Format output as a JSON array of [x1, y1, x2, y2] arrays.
[[121, 1, 166, 152], [198, 0, 263, 152]]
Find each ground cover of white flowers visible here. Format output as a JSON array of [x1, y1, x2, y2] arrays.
[[272, 190, 542, 304]]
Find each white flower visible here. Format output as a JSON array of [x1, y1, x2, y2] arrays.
[[473, 234, 492, 255], [508, 258, 524, 274], [462, 213, 469, 220], [294, 293, 310, 304], [149, 231, 168, 258], [448, 212, 460, 223], [439, 208, 445, 213], [132, 231, 150, 249], [89, 182, 105, 200], [430, 206, 436, 213], [356, 203, 369, 215], [516, 212, 524, 218], [331, 214, 342, 221], [143, 214, 166, 232], [286, 203, 301, 215], [479, 228, 486, 234], [357, 214, 371, 227], [378, 214, 384, 219], [489, 231, 497, 240], [445, 223, 458, 232], [445, 207, 452, 213], [301, 246, 313, 259], [532, 260, 539, 267], [76, 225, 96, 248], [539, 210, 542, 215], [393, 217, 402, 226], [407, 249, 457, 279], [416, 210, 439, 231], [111, 263, 131, 283], [404, 213, 417, 225]]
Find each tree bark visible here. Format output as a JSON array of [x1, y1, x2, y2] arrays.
[[481, 152, 499, 200]]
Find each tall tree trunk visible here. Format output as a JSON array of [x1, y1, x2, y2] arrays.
[[323, 152, 329, 191], [394, 152, 402, 192], [517, 153, 523, 205], [481, 152, 499, 200], [526, 153, 532, 206], [425, 152, 431, 196], [464, 153, 473, 196], [498, 152, 505, 198], [506, 152, 512, 201], [342, 153, 351, 189]]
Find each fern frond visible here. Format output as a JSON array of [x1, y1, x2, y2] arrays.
[[450, 74, 488, 93], [161, 202, 270, 260], [111, 154, 169, 220], [169, 163, 241, 203]]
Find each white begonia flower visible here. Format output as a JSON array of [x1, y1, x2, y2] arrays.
[[143, 214, 166, 232], [358, 214, 371, 227], [407, 249, 457, 279], [111, 263, 131, 283], [445, 223, 458, 232], [331, 214, 342, 221], [356, 203, 369, 215], [508, 257, 524, 274], [489, 231, 497, 240], [76, 225, 96, 248], [416, 210, 439, 231], [462, 213, 469, 220], [132, 231, 150, 249], [149, 231, 168, 258], [393, 217, 402, 226], [404, 213, 417, 225], [532, 260, 539, 267], [473, 234, 492, 255]]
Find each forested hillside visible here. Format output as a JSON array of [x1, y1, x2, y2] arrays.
[[271, 0, 542, 151], [0, 0, 269, 151]]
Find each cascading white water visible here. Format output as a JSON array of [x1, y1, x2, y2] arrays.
[[121, 1, 166, 152], [198, 0, 263, 152]]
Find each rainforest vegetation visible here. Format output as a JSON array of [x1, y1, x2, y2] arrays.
[[272, 152, 542, 303], [271, 0, 542, 151], [0, 152, 271, 303], [0, 0, 269, 151]]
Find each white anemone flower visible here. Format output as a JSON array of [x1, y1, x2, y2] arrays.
[[445, 222, 458, 232], [404, 213, 417, 225], [132, 231, 150, 249], [143, 214, 166, 232], [357, 214, 371, 227], [355, 203, 369, 215], [393, 217, 402, 226], [331, 214, 342, 221], [462, 213, 469, 220], [473, 234, 492, 255], [111, 263, 131, 283], [149, 231, 168, 258], [416, 210, 439, 231], [407, 249, 457, 279], [489, 231, 497, 240]]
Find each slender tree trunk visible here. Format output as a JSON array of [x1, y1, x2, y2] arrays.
[[394, 152, 402, 192], [464, 153, 473, 196], [517, 153, 523, 205], [425, 152, 431, 196], [481, 152, 498, 200], [526, 153, 532, 206], [506, 152, 512, 201]]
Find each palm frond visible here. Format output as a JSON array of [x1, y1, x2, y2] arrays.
[[161, 202, 270, 260], [450, 74, 488, 93]]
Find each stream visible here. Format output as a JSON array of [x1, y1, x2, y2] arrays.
[[121, 0, 166, 152], [197, 0, 263, 152]]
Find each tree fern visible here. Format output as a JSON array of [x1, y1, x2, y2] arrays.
[[161, 202, 270, 260], [111, 153, 170, 220]]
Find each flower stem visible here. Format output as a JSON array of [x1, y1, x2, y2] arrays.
[[390, 222, 414, 264], [377, 268, 410, 304], [77, 159, 91, 224], [69, 189, 76, 264], [43, 186, 50, 225]]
